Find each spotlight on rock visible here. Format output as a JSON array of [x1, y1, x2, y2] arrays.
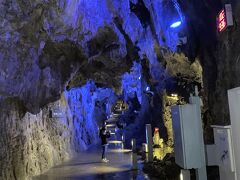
[[144, 86, 154, 97]]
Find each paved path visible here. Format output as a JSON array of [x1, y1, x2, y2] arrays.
[[33, 145, 152, 180]]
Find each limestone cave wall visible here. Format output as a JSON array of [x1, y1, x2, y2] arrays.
[[0, 82, 116, 180]]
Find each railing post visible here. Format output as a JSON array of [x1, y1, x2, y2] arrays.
[[180, 169, 191, 180], [146, 124, 153, 162], [131, 139, 138, 170]]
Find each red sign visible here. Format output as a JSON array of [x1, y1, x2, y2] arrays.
[[217, 9, 227, 32]]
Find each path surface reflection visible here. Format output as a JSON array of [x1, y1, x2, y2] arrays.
[[33, 145, 154, 180]]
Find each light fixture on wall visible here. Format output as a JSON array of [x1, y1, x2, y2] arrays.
[[169, 0, 184, 29], [170, 21, 182, 28], [144, 86, 154, 96]]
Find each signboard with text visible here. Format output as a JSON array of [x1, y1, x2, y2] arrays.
[[217, 9, 227, 32], [217, 4, 233, 33]]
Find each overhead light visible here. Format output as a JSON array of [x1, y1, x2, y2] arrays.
[[171, 93, 178, 97], [170, 21, 182, 28]]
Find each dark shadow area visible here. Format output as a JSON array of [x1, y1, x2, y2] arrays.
[[130, 0, 151, 28]]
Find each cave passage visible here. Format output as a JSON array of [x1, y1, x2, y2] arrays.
[[1, 0, 239, 180]]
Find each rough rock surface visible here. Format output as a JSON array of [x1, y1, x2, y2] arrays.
[[0, 82, 116, 180], [180, 0, 240, 129], [0, 0, 194, 113], [0, 0, 128, 113], [205, 2, 240, 126]]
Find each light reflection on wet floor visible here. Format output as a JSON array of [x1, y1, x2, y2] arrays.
[[33, 146, 154, 180]]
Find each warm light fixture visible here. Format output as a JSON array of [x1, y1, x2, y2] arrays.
[[180, 172, 183, 180], [171, 93, 178, 97], [170, 21, 182, 28]]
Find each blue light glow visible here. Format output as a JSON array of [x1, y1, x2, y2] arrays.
[[170, 21, 182, 28], [146, 86, 150, 91], [122, 62, 142, 104]]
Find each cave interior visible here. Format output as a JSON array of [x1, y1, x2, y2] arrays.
[[1, 0, 240, 179]]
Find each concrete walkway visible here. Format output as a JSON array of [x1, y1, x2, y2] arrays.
[[33, 145, 152, 180]]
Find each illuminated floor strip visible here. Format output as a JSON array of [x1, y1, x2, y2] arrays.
[[105, 118, 117, 122], [106, 124, 116, 127], [109, 149, 132, 153], [108, 140, 123, 144]]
